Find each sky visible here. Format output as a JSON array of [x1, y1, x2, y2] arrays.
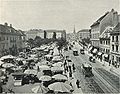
[[0, 0, 120, 33]]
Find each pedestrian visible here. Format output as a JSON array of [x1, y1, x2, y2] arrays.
[[72, 64, 76, 72], [69, 66, 72, 72], [117, 62, 120, 68], [109, 60, 111, 66], [76, 80, 80, 88], [37, 66, 40, 72], [66, 66, 68, 72], [64, 60, 67, 67], [69, 72, 72, 77]]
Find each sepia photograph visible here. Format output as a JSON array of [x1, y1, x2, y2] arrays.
[[0, 0, 120, 93]]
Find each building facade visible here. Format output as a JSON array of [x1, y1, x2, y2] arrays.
[[99, 26, 113, 61], [90, 9, 119, 50], [26, 29, 66, 40], [26, 29, 44, 40], [45, 30, 66, 40], [110, 23, 120, 66], [0, 23, 26, 57], [77, 29, 90, 42]]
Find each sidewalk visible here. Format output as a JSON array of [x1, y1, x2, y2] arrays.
[[85, 50, 120, 76], [66, 72, 83, 94]]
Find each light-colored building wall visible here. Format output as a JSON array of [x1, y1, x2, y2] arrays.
[[0, 23, 25, 57], [90, 9, 119, 51], [26, 29, 66, 40], [77, 29, 90, 42], [110, 34, 120, 63], [110, 23, 120, 65], [90, 24, 100, 48]]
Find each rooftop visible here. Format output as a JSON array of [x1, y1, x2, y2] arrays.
[[0, 23, 25, 36], [90, 12, 109, 27]]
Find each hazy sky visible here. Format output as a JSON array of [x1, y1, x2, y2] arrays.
[[0, 0, 120, 33]]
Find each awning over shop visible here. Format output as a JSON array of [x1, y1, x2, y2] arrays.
[[88, 47, 93, 51], [98, 52, 102, 56], [92, 49, 97, 53]]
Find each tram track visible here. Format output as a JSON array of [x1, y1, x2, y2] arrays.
[[73, 54, 104, 93], [94, 68, 119, 93]]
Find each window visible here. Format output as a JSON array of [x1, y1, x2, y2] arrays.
[[108, 40, 110, 45], [116, 57, 119, 62], [119, 57, 120, 62], [112, 56, 114, 60], [106, 41, 107, 45], [112, 36, 114, 42], [116, 45, 118, 52], [112, 45, 114, 51], [116, 36, 118, 42]]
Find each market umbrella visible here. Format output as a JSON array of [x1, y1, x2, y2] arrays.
[[2, 63, 15, 68], [39, 75, 52, 81], [1, 55, 16, 60], [52, 74, 68, 81], [45, 54, 53, 58], [39, 65, 50, 70], [52, 62, 63, 67], [31, 84, 49, 93], [51, 66, 64, 72], [16, 58, 24, 61], [24, 69, 37, 75], [52, 56, 62, 62], [0, 60, 4, 66], [48, 82, 73, 92]]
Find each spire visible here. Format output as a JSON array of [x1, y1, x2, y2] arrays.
[[73, 25, 76, 33]]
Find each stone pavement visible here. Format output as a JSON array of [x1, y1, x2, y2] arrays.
[[66, 72, 83, 94]]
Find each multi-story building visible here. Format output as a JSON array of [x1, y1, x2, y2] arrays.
[[0, 23, 26, 57], [99, 26, 113, 61], [77, 29, 90, 42], [45, 30, 66, 40], [90, 9, 119, 51], [26, 29, 44, 40], [110, 23, 120, 65], [26, 29, 66, 40]]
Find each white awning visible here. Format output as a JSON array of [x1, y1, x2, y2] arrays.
[[88, 47, 93, 51], [104, 54, 108, 57], [92, 49, 97, 53], [98, 52, 102, 56]]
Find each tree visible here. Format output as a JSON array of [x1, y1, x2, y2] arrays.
[[44, 30, 47, 39], [27, 38, 34, 47], [52, 32, 56, 39]]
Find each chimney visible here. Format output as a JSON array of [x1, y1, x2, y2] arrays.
[[10, 24, 12, 28], [111, 9, 114, 12], [4, 22, 8, 26]]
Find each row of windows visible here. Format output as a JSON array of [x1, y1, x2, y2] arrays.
[[100, 48, 110, 54], [112, 45, 119, 52], [112, 56, 120, 62], [91, 33, 99, 39], [100, 40, 110, 45], [91, 27, 99, 32], [112, 36, 118, 42], [0, 36, 22, 42]]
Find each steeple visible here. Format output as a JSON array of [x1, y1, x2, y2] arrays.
[[73, 25, 76, 33]]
